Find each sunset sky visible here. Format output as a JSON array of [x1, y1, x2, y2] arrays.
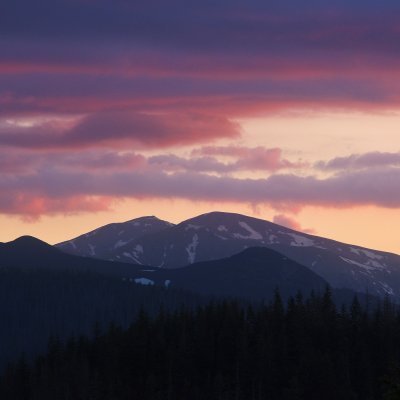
[[1, 0, 400, 253]]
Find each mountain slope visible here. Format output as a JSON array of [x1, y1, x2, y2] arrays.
[[56, 216, 174, 261], [57, 211, 400, 299], [0, 235, 147, 279], [0, 235, 331, 301], [3, 235, 367, 305], [2, 235, 370, 305], [128, 247, 330, 301]]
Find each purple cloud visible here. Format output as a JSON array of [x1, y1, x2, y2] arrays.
[[316, 151, 400, 170], [0, 112, 239, 149], [150, 146, 304, 173], [1, 164, 400, 217], [1, 0, 400, 222], [2, 0, 400, 121]]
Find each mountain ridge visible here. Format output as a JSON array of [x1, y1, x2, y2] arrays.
[[1, 234, 371, 306], [56, 215, 174, 260], [55, 211, 400, 300]]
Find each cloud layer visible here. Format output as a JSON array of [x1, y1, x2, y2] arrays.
[[2, 0, 400, 220], [2, 0, 400, 122], [1, 149, 400, 217], [0, 112, 239, 150]]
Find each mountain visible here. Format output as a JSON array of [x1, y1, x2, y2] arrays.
[[56, 211, 400, 300], [0, 234, 378, 370], [0, 235, 62, 262], [56, 216, 174, 261], [0, 235, 147, 279], [0, 236, 360, 304], [125, 247, 330, 302]]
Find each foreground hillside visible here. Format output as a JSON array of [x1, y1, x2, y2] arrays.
[[0, 267, 204, 370], [0, 235, 375, 371], [2, 292, 399, 400], [0, 235, 371, 308]]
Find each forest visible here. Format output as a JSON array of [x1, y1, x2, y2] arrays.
[[2, 289, 400, 400], [0, 267, 204, 371]]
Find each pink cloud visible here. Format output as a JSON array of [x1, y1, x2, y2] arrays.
[[191, 146, 306, 171], [0, 111, 240, 150], [148, 155, 233, 174], [273, 214, 316, 234], [4, 52, 400, 82], [2, 0, 400, 225], [0, 191, 115, 220], [3, 2, 400, 127]]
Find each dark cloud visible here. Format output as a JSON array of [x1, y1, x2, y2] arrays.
[[1, 0, 400, 119], [2, 0, 400, 53]]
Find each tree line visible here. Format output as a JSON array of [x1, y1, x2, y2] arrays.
[[0, 267, 205, 371], [2, 288, 400, 399]]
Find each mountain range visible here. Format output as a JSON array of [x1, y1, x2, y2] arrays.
[[57, 211, 400, 300], [0, 235, 328, 303], [0, 211, 390, 368]]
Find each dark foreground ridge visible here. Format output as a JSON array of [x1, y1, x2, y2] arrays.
[[0, 234, 377, 373], [2, 291, 400, 400]]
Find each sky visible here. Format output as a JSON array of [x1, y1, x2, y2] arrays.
[[1, 0, 400, 254]]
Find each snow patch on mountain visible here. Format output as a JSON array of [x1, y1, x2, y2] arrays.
[[88, 244, 96, 256], [215, 234, 228, 240], [123, 252, 141, 264], [186, 234, 199, 264], [134, 244, 143, 254], [114, 240, 128, 249], [267, 234, 278, 244], [361, 249, 384, 260], [350, 247, 384, 261], [286, 233, 315, 247], [128, 245, 144, 264], [367, 259, 386, 270], [380, 282, 394, 295], [234, 222, 263, 240], [185, 224, 202, 231], [340, 257, 373, 271], [350, 247, 361, 256], [134, 278, 154, 286], [156, 246, 168, 268], [339, 256, 386, 273]]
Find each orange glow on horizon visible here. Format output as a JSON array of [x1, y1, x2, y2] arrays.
[[1, 198, 399, 256], [1, 111, 400, 255]]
